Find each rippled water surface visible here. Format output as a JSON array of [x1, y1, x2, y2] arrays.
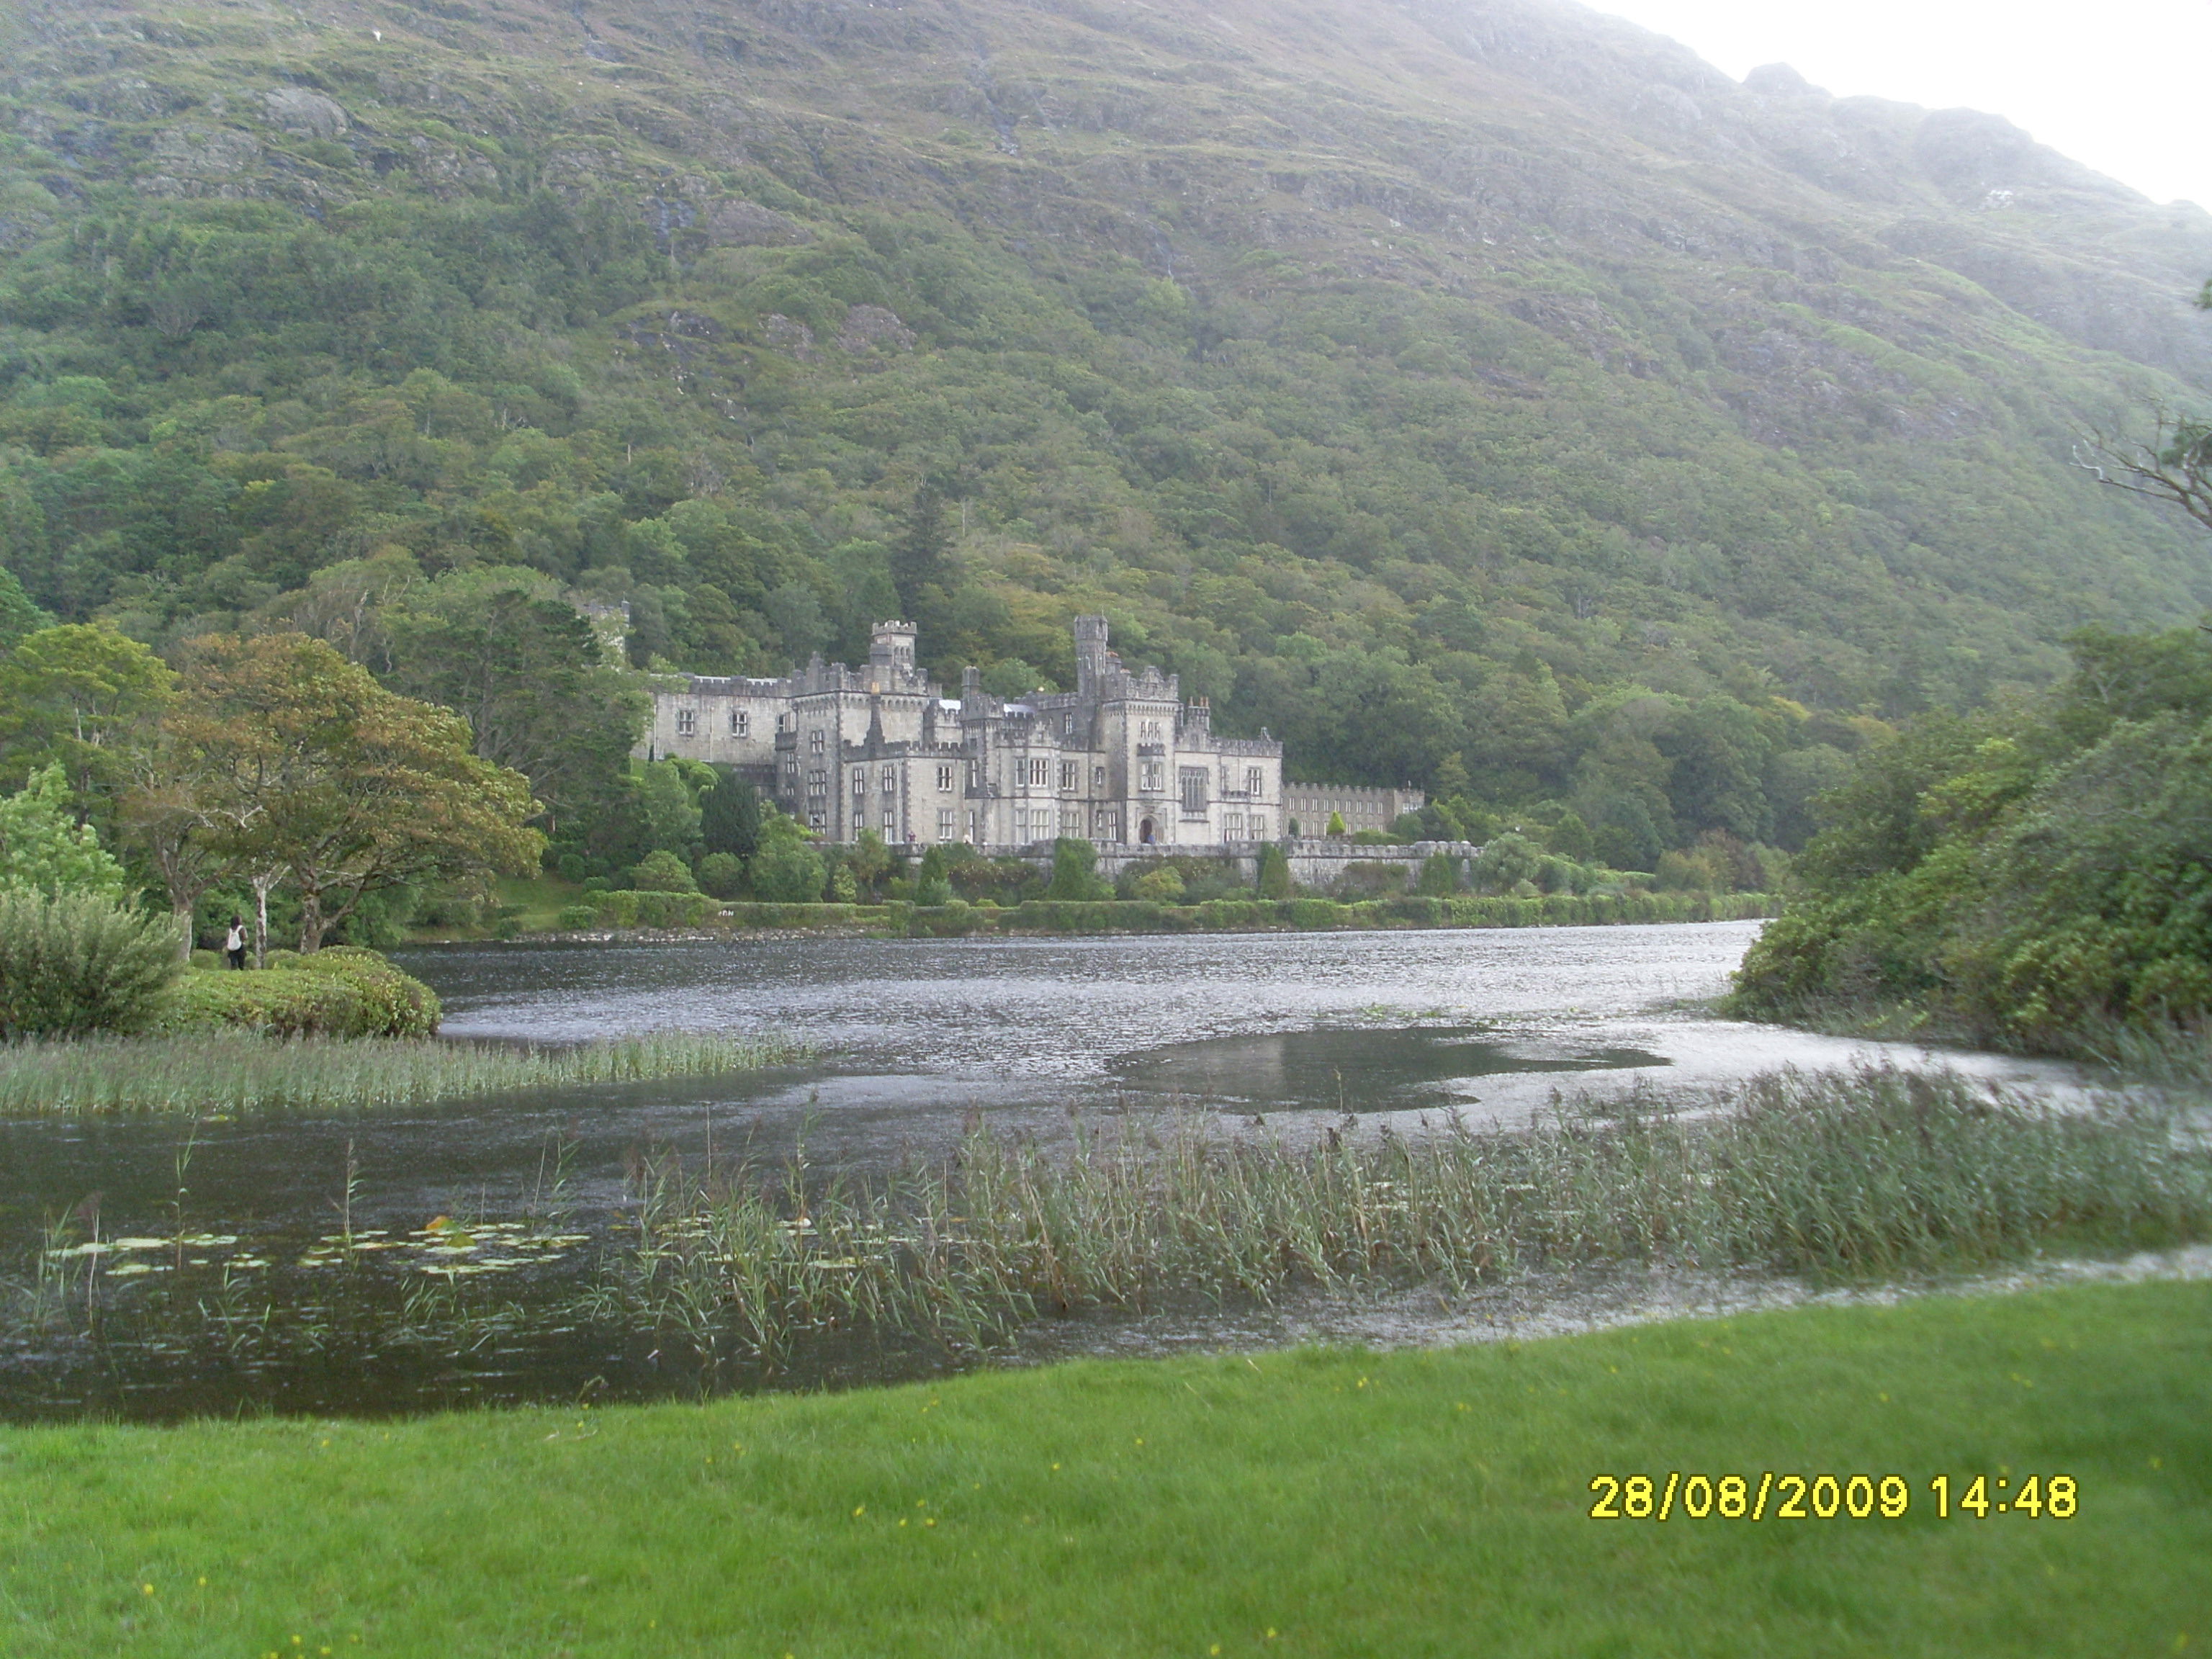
[[0, 921, 2096, 1419]]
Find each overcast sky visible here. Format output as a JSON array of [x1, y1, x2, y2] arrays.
[[1593, 0, 2212, 208]]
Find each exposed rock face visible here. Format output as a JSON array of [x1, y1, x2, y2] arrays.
[[836, 305, 916, 352], [701, 198, 811, 246], [260, 86, 349, 138]]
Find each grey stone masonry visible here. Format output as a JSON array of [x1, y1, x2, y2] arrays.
[[639, 616, 1289, 852]]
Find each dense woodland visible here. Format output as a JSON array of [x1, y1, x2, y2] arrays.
[[1, 0, 2210, 889]]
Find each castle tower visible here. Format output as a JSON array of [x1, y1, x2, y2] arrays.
[[1074, 614, 1112, 697], [869, 620, 919, 668]]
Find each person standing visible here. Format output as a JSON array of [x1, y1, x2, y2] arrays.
[[225, 916, 248, 970]]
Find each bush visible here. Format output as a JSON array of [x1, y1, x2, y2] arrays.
[[590, 890, 717, 929], [1130, 867, 1185, 902], [0, 890, 184, 1040], [631, 850, 700, 892], [155, 947, 441, 1039], [1046, 837, 1110, 900], [1416, 851, 1464, 896], [697, 852, 745, 899], [752, 842, 827, 904], [557, 904, 599, 929]]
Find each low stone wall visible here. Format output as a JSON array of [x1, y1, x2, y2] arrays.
[[1004, 839, 1481, 894]]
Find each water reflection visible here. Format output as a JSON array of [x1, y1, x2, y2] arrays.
[[0, 921, 2106, 1421], [1111, 1026, 1669, 1111]]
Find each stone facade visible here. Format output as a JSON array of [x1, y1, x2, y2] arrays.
[[1281, 782, 1426, 836], [641, 617, 1285, 851]]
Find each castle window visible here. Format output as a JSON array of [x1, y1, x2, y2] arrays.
[[1028, 758, 1049, 788], [1179, 768, 1208, 816], [1226, 813, 1246, 840], [1246, 766, 1263, 798], [1059, 760, 1077, 792], [675, 708, 696, 737], [937, 764, 956, 791], [732, 709, 749, 737], [882, 765, 896, 793], [1249, 814, 1267, 840], [937, 808, 956, 839], [1092, 765, 1106, 792], [1140, 760, 1163, 793], [852, 773, 866, 798], [809, 729, 825, 755]]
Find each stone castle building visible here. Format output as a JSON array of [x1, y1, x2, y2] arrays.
[[641, 616, 1288, 851]]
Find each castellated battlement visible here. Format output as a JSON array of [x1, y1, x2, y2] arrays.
[[641, 615, 1305, 852]]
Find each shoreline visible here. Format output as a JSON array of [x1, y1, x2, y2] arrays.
[[402, 890, 1778, 948]]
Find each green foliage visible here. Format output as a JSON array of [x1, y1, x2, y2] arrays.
[[556, 904, 600, 929], [700, 769, 762, 861], [0, 562, 49, 651], [0, 764, 129, 898], [590, 889, 719, 928], [636, 760, 704, 856], [751, 842, 827, 904], [1416, 850, 1465, 896], [0, 624, 174, 811], [1735, 624, 2212, 1051], [156, 947, 440, 1040], [0, 889, 182, 1040], [696, 852, 745, 899], [1046, 837, 1108, 900], [1130, 867, 1186, 902], [631, 850, 699, 893], [0, 0, 2205, 881], [1256, 842, 1295, 899]]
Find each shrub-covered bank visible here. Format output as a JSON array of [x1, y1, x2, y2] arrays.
[[1732, 624, 2212, 1056], [565, 889, 1777, 939], [155, 947, 441, 1039], [0, 1282, 2204, 1658]]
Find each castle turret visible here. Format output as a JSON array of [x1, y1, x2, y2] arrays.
[[1074, 614, 1112, 697]]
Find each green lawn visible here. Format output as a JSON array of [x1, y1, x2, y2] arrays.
[[1, 1281, 2205, 1656]]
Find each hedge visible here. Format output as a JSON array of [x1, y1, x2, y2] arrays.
[[155, 947, 441, 1038]]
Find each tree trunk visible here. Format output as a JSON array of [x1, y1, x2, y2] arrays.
[[297, 887, 325, 954], [171, 904, 194, 961], [251, 871, 277, 968]]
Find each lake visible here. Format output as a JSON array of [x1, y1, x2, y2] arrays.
[[0, 921, 2093, 1421]]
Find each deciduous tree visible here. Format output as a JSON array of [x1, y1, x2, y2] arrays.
[[171, 633, 544, 951]]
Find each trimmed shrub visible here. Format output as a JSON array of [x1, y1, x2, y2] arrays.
[[752, 842, 827, 904], [0, 890, 184, 1040], [557, 904, 599, 929], [155, 947, 440, 1039], [1130, 867, 1184, 902], [631, 850, 700, 893], [590, 890, 718, 929], [697, 852, 745, 899]]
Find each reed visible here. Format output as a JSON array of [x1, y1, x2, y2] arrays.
[[0, 1030, 811, 1117], [606, 1066, 2212, 1363]]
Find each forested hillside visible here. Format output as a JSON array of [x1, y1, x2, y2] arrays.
[[1, 0, 2208, 870]]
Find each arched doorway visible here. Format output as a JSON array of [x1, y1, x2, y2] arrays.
[[1138, 817, 1156, 844]]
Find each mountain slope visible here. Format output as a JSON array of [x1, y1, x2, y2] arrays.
[[0, 0, 2208, 860]]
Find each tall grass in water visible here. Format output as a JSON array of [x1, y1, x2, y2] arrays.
[[608, 1066, 2211, 1362], [0, 1030, 810, 1116]]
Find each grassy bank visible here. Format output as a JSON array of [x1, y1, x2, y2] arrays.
[[526, 889, 1779, 941], [0, 1280, 2204, 1655], [0, 1030, 809, 1118]]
